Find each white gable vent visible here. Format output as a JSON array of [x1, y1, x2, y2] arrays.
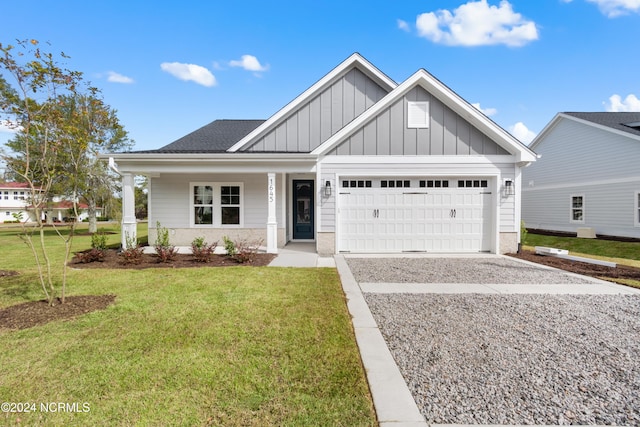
[[408, 101, 429, 128]]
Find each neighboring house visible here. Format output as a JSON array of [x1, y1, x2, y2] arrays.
[[522, 112, 640, 239], [0, 182, 101, 223], [0, 182, 35, 223], [106, 53, 537, 255]]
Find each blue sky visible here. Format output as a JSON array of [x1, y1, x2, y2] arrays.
[[1, 0, 639, 151]]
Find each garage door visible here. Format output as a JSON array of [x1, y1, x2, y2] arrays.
[[338, 178, 492, 253]]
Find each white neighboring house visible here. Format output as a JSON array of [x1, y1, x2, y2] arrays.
[[0, 182, 34, 223], [0, 182, 102, 223], [522, 112, 640, 239], [106, 53, 537, 255]]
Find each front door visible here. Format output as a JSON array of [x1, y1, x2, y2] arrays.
[[293, 180, 314, 240]]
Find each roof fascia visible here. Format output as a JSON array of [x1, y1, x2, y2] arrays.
[[313, 69, 538, 163], [554, 113, 640, 144], [528, 113, 564, 150], [226, 53, 398, 153]]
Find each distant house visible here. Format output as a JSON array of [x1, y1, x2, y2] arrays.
[[522, 112, 640, 239], [0, 182, 35, 223], [106, 53, 537, 254], [0, 182, 102, 223]]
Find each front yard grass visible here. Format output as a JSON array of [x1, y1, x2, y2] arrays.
[[0, 225, 376, 426]]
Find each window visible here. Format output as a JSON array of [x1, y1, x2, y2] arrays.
[[421, 180, 450, 188], [341, 180, 371, 188], [408, 101, 429, 128], [191, 183, 243, 227], [458, 180, 488, 188], [570, 195, 584, 223]]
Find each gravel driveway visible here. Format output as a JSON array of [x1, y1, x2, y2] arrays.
[[346, 256, 640, 425]]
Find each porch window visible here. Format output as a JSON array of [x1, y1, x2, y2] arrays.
[[191, 182, 243, 227], [221, 186, 241, 225], [570, 195, 584, 223], [193, 185, 213, 225]]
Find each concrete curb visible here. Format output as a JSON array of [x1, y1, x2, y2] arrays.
[[335, 255, 427, 426]]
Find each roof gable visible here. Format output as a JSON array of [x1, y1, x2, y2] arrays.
[[531, 112, 640, 150], [227, 53, 397, 153], [313, 69, 537, 162]]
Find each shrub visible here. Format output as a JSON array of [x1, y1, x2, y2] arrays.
[[222, 236, 263, 263], [120, 232, 144, 265], [154, 221, 177, 263], [223, 236, 237, 257], [191, 237, 217, 263], [91, 231, 108, 250], [76, 248, 106, 263]]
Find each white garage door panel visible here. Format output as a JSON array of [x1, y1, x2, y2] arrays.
[[339, 185, 492, 253]]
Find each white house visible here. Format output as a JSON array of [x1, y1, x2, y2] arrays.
[[106, 53, 537, 255], [0, 182, 101, 223], [0, 182, 34, 222], [522, 112, 640, 239]]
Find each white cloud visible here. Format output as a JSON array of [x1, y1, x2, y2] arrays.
[[509, 122, 537, 144], [397, 19, 410, 32], [415, 0, 539, 47], [160, 62, 217, 87], [586, 0, 640, 17], [0, 120, 20, 134], [107, 71, 134, 84], [604, 93, 640, 112], [471, 102, 498, 116], [229, 55, 269, 72]]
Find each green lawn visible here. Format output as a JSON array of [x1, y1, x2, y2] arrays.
[[523, 232, 640, 268], [0, 224, 376, 426]]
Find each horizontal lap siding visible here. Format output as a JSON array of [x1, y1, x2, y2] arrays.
[[150, 174, 278, 229], [522, 118, 640, 238]]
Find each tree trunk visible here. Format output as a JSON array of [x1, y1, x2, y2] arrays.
[[88, 198, 97, 233]]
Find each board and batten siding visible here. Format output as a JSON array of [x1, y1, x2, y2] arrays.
[[327, 86, 509, 156], [149, 173, 279, 229], [244, 67, 388, 153], [319, 160, 516, 233], [522, 117, 640, 238]]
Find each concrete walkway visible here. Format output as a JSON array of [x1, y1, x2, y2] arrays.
[[334, 254, 640, 427], [267, 242, 335, 267]]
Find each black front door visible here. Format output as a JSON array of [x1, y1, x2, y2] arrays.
[[293, 180, 314, 239]]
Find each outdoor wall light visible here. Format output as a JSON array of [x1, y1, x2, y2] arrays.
[[504, 179, 515, 196], [324, 180, 332, 197]]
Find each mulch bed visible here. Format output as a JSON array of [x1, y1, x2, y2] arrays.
[[0, 294, 116, 331], [69, 249, 277, 269], [507, 250, 640, 282]]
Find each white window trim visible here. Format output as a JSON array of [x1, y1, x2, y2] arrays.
[[570, 194, 585, 224], [190, 182, 244, 228], [407, 101, 429, 129], [635, 191, 640, 228]]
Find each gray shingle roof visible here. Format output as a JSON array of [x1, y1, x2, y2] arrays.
[[133, 119, 265, 153], [564, 112, 640, 138]]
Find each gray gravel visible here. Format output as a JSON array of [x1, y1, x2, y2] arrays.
[[365, 294, 640, 425], [347, 256, 596, 284], [351, 256, 640, 425]]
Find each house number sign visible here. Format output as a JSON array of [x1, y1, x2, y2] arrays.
[[268, 177, 275, 203]]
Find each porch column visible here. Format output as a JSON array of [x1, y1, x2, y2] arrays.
[[121, 173, 137, 249], [266, 173, 278, 254]]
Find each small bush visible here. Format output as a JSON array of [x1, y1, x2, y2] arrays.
[[191, 237, 217, 263], [76, 248, 106, 263], [120, 233, 144, 265], [223, 236, 237, 257], [232, 238, 263, 264], [154, 221, 177, 263], [91, 231, 108, 250]]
